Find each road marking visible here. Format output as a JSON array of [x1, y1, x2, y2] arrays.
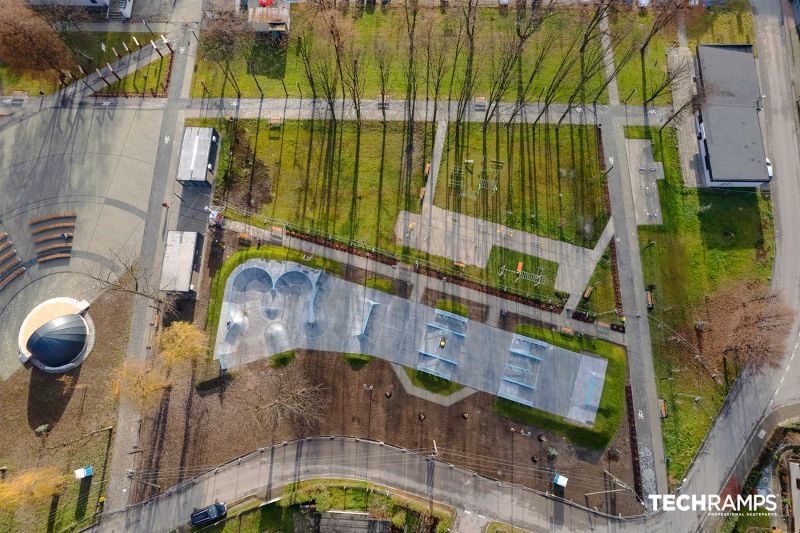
[[638, 409, 644, 420], [164, 136, 170, 144], [780, 375, 785, 384], [768, 398, 775, 407], [464, 510, 472, 515], [179, 46, 185, 54], [775, 387, 781, 396], [792, 352, 796, 362]]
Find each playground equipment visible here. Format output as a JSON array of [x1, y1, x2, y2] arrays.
[[498, 263, 547, 286]]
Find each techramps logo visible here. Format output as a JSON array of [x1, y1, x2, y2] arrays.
[[648, 494, 779, 517]]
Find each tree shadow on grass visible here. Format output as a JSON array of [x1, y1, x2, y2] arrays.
[[696, 188, 764, 251], [27, 366, 81, 431], [248, 35, 287, 80]]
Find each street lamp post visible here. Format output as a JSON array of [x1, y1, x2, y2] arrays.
[[624, 88, 637, 124]]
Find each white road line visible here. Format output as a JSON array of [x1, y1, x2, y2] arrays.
[[780, 375, 785, 384], [791, 352, 796, 361], [775, 387, 781, 396]]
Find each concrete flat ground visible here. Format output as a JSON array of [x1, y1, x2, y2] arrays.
[[214, 259, 607, 425], [0, 107, 162, 379], [625, 139, 665, 225]]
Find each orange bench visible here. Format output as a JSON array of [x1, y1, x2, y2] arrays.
[[37, 253, 70, 264], [31, 222, 75, 235], [36, 242, 72, 254], [0, 240, 11, 255], [33, 233, 72, 244], [0, 232, 7, 243], [0, 267, 24, 290], [0, 250, 15, 266], [29, 211, 76, 226]]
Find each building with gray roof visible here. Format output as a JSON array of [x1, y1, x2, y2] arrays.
[[176, 127, 219, 187], [27, 314, 91, 373], [695, 44, 769, 187]]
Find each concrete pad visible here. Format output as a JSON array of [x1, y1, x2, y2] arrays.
[[215, 259, 609, 425], [0, 107, 162, 379], [625, 139, 664, 225]]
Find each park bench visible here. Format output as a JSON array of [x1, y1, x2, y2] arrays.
[[37, 253, 71, 264], [582, 286, 594, 300], [658, 398, 667, 419], [31, 221, 75, 235], [0, 250, 16, 267], [33, 232, 72, 244], [36, 242, 72, 255], [29, 211, 76, 226], [0, 259, 22, 281], [0, 267, 24, 290], [0, 240, 12, 255], [0, 232, 7, 243]]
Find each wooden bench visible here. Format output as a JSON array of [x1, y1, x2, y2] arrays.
[[0, 232, 7, 243], [658, 398, 667, 419], [36, 242, 72, 254], [0, 260, 22, 280], [33, 233, 72, 244], [0, 267, 24, 290], [29, 211, 77, 226], [31, 222, 75, 235], [37, 253, 71, 264], [0, 240, 11, 255], [0, 250, 16, 267]]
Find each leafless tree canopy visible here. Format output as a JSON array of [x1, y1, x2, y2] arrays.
[[200, 3, 255, 65], [85, 249, 176, 315], [233, 364, 329, 436], [0, 0, 75, 73], [693, 282, 794, 375]]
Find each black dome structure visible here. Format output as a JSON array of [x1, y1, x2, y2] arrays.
[[26, 314, 89, 372]]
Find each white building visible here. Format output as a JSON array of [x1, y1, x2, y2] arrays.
[[30, 0, 132, 20]]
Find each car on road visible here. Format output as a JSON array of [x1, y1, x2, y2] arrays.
[[766, 158, 774, 179], [190, 502, 227, 527]]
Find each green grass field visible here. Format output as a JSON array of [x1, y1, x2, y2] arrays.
[[97, 55, 172, 97], [0, 32, 154, 96], [342, 353, 373, 370], [405, 368, 464, 396], [435, 121, 606, 248], [495, 325, 627, 450], [627, 126, 773, 486], [685, 3, 755, 50], [610, 8, 675, 106], [192, 5, 607, 103], [188, 118, 429, 250], [576, 245, 618, 318]]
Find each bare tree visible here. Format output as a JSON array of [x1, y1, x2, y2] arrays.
[[235, 365, 329, 435], [296, 23, 318, 100], [641, 0, 684, 57], [698, 282, 793, 375], [0, 467, 68, 513], [643, 56, 691, 106], [85, 250, 176, 315], [199, 3, 255, 96], [374, 41, 395, 121], [0, 0, 74, 73], [156, 321, 208, 370]]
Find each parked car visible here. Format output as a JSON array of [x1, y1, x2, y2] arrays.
[[766, 158, 773, 179], [190, 502, 227, 527]]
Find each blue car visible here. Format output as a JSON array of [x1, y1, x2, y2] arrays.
[[190, 502, 227, 527]]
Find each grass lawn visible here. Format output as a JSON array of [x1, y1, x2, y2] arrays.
[[435, 120, 606, 248], [206, 246, 343, 349], [187, 118, 429, 250], [626, 125, 773, 487], [282, 479, 454, 532], [486, 522, 532, 533], [96, 55, 172, 97], [268, 350, 295, 368], [576, 245, 618, 318], [495, 324, 627, 450], [342, 353, 373, 370], [192, 5, 607, 103], [685, 3, 755, 50], [610, 8, 675, 106], [364, 276, 395, 294], [405, 368, 464, 396], [434, 299, 469, 318], [0, 32, 154, 96]]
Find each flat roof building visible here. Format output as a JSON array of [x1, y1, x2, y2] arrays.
[[695, 44, 769, 187], [247, 0, 291, 33], [176, 127, 220, 187], [159, 231, 201, 294]]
